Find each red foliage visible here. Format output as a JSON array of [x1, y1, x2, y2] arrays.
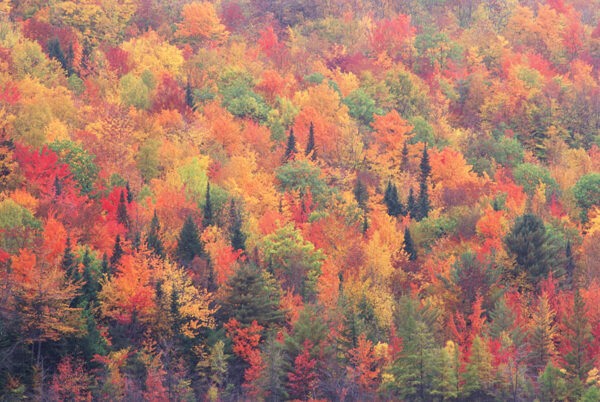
[[221, 2, 246, 32], [371, 13, 416, 60], [152, 74, 187, 114], [258, 25, 283, 58], [50, 357, 91, 401], [104, 46, 132, 76], [0, 81, 20, 105], [288, 339, 318, 399], [347, 333, 380, 393]]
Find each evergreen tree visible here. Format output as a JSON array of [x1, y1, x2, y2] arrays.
[[462, 335, 494, 399], [416, 146, 431, 220], [203, 181, 213, 227], [146, 210, 165, 258], [361, 209, 369, 234], [132, 230, 141, 251], [116, 190, 129, 228], [61, 235, 76, 279], [218, 262, 285, 331], [538, 362, 569, 402], [261, 337, 289, 401], [562, 291, 593, 396], [353, 177, 369, 210], [400, 141, 409, 172], [101, 252, 110, 277], [47, 37, 68, 72], [110, 234, 124, 268], [305, 122, 316, 160], [176, 214, 205, 264], [283, 128, 298, 162], [565, 241, 575, 285], [528, 295, 557, 373], [504, 214, 563, 284], [54, 176, 62, 197], [125, 182, 133, 203], [407, 187, 416, 219], [403, 227, 417, 261], [185, 77, 194, 109], [384, 181, 404, 217], [229, 200, 246, 252], [81, 249, 99, 305]]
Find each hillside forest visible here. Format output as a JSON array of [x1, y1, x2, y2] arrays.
[[3, 0, 600, 400]]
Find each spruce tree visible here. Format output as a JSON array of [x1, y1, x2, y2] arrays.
[[565, 241, 575, 285], [407, 187, 416, 218], [61, 235, 76, 279], [563, 291, 593, 395], [403, 227, 417, 261], [101, 252, 110, 277], [125, 182, 133, 203], [229, 200, 246, 252], [305, 122, 316, 160], [362, 209, 369, 234], [400, 141, 409, 172], [176, 214, 205, 263], [146, 210, 165, 258], [283, 128, 298, 162], [47, 37, 68, 72], [528, 295, 557, 373], [54, 176, 62, 197], [185, 77, 194, 109], [203, 181, 213, 227], [110, 234, 124, 268], [116, 190, 129, 228], [416, 146, 431, 220], [384, 181, 404, 217], [353, 177, 369, 210], [81, 249, 99, 305]]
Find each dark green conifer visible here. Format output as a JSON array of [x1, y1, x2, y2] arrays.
[[116, 190, 129, 228], [176, 214, 205, 263], [203, 182, 213, 227], [283, 128, 298, 162], [146, 210, 165, 258], [404, 227, 417, 261], [229, 200, 246, 252], [305, 122, 316, 160], [110, 234, 124, 268]]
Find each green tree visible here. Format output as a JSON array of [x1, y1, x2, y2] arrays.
[[48, 140, 99, 195], [353, 177, 368, 210], [504, 214, 563, 285], [110, 234, 124, 268], [462, 335, 494, 399], [203, 182, 213, 227], [145, 211, 165, 258], [62, 235, 76, 280], [305, 122, 316, 160], [283, 127, 298, 162], [218, 263, 285, 331], [384, 181, 404, 217], [403, 227, 417, 261], [573, 173, 600, 222], [416, 146, 431, 221], [116, 190, 129, 229], [538, 362, 569, 402], [528, 295, 557, 373], [229, 200, 246, 252], [562, 291, 593, 397], [176, 214, 205, 264]]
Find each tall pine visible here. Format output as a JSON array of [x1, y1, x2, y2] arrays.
[[203, 181, 213, 226], [229, 200, 246, 252], [283, 128, 298, 162], [146, 210, 165, 258], [384, 181, 404, 217], [403, 227, 417, 261], [562, 291, 593, 396], [176, 214, 205, 263], [305, 122, 316, 160], [110, 234, 124, 268], [116, 190, 130, 229], [416, 146, 431, 221]]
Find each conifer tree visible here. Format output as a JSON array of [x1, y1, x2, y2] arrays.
[[305, 122, 316, 160], [101, 252, 110, 277], [125, 182, 133, 203], [400, 141, 409, 172], [229, 200, 246, 252], [116, 190, 129, 228], [562, 291, 593, 395], [384, 181, 404, 217], [146, 210, 165, 258], [416, 146, 431, 220], [283, 128, 297, 162], [185, 77, 194, 109], [61, 235, 76, 279], [110, 234, 124, 268], [565, 241, 575, 285], [407, 187, 416, 218], [203, 182, 213, 226], [403, 227, 417, 261], [362, 209, 369, 234], [54, 176, 62, 197], [354, 177, 368, 210], [528, 295, 557, 373], [81, 249, 99, 305], [176, 214, 205, 264], [47, 37, 68, 72]]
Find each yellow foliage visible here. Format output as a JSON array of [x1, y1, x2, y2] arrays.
[[176, 2, 228, 44], [121, 30, 184, 76]]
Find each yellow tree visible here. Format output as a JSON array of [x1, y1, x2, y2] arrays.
[[176, 2, 229, 45]]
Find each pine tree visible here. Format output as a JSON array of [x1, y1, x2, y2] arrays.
[[384, 181, 404, 217], [230, 200, 246, 252], [362, 209, 369, 234], [203, 182, 213, 227], [407, 187, 416, 219], [101, 253, 110, 277], [125, 182, 133, 203], [283, 128, 298, 162], [185, 77, 194, 109], [562, 291, 593, 395], [116, 190, 129, 228], [176, 214, 205, 264], [528, 295, 557, 373], [400, 141, 409, 172], [218, 263, 285, 331], [54, 176, 62, 197], [81, 249, 99, 305], [47, 37, 68, 72], [354, 177, 369, 210], [305, 122, 316, 160], [565, 241, 575, 285], [146, 210, 165, 258], [463, 335, 494, 399], [403, 227, 417, 261], [416, 146, 431, 220], [61, 236, 76, 279], [110, 234, 124, 268], [504, 214, 563, 284]]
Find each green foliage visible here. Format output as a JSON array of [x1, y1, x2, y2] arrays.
[[13, 102, 52, 147], [343, 88, 381, 126], [573, 173, 600, 222], [176, 214, 205, 263], [146, 211, 165, 258], [0, 199, 41, 252], [49, 140, 100, 195], [276, 159, 329, 200], [119, 73, 151, 109], [261, 224, 324, 300], [219, 75, 270, 122], [513, 163, 559, 198], [136, 139, 161, 182]]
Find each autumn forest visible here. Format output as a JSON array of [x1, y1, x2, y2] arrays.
[[2, 0, 600, 400]]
